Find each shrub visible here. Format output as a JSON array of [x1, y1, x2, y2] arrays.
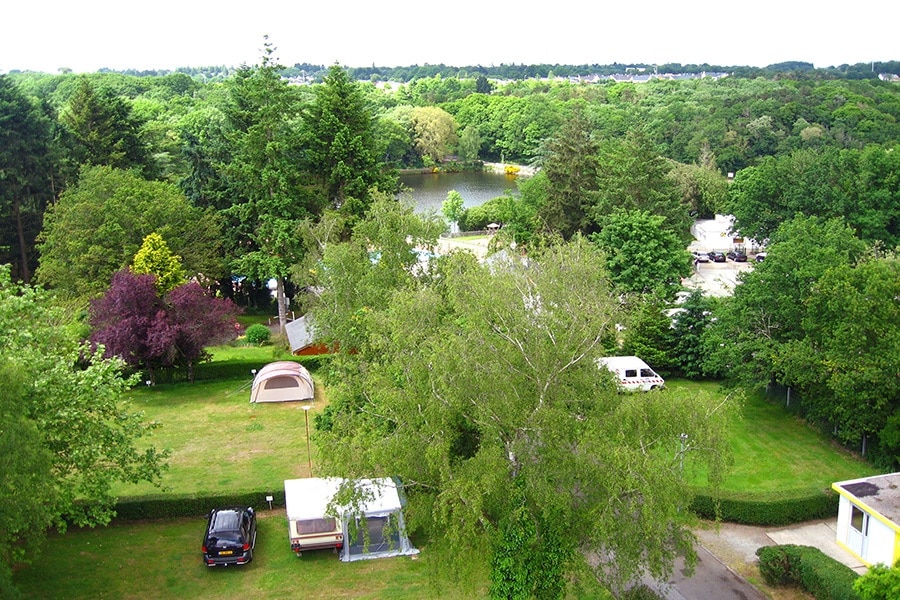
[[854, 560, 900, 600], [756, 544, 860, 599], [245, 324, 271, 345]]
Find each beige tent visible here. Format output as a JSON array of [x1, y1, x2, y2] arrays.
[[249, 361, 314, 403]]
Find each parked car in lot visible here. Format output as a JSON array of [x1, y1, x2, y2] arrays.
[[726, 250, 748, 262], [755, 252, 767, 262], [707, 251, 726, 262], [692, 251, 710, 263], [202, 506, 257, 566]]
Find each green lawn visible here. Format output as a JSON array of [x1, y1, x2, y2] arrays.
[[666, 379, 877, 493], [112, 374, 324, 497], [14, 357, 880, 598], [14, 512, 490, 600]]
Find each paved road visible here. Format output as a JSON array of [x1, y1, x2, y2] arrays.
[[638, 544, 767, 600]]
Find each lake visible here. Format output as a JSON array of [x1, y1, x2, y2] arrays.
[[399, 171, 522, 214]]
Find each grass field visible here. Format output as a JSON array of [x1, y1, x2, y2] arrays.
[[665, 379, 876, 492], [13, 512, 492, 600], [12, 354, 880, 598]]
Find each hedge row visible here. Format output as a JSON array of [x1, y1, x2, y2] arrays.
[[111, 484, 838, 527], [113, 489, 287, 521], [690, 487, 839, 526], [756, 544, 860, 600], [138, 354, 332, 385]]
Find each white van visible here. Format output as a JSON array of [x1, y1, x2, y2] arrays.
[[597, 356, 665, 392]]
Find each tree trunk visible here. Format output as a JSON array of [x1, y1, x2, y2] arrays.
[[276, 277, 287, 333], [14, 197, 31, 283]]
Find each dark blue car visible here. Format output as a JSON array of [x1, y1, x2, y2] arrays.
[[202, 506, 257, 566]]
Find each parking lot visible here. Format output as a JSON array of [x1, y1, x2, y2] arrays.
[[682, 257, 755, 297]]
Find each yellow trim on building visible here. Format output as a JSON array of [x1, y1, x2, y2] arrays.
[[832, 483, 900, 534], [835, 538, 870, 567]]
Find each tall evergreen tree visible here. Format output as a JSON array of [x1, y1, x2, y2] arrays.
[[59, 77, 153, 176], [536, 108, 600, 239], [0, 75, 57, 282], [301, 64, 396, 225], [221, 39, 317, 330]]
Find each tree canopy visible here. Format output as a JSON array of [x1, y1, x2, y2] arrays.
[[312, 230, 734, 594], [36, 165, 225, 300]]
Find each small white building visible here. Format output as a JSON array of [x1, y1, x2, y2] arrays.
[[832, 472, 900, 567]]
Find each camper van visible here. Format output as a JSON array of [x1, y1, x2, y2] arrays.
[[284, 478, 344, 556], [283, 477, 419, 561], [597, 356, 665, 392]]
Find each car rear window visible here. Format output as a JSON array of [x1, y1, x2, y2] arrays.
[[297, 518, 337, 535], [210, 511, 241, 534]]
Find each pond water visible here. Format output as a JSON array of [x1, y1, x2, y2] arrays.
[[399, 171, 521, 214]]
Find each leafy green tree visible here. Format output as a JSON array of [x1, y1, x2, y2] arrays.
[[670, 290, 716, 379], [311, 193, 443, 351], [301, 64, 395, 222], [669, 161, 729, 219], [409, 106, 458, 164], [591, 209, 693, 301], [0, 364, 55, 597], [592, 131, 692, 242], [705, 215, 868, 391], [36, 166, 225, 301], [442, 190, 465, 233], [782, 256, 900, 449], [313, 238, 734, 595], [620, 296, 676, 373], [0, 266, 166, 595], [458, 124, 482, 163], [59, 77, 153, 176], [728, 146, 900, 247], [131, 232, 186, 294]]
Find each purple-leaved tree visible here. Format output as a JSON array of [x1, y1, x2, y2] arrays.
[[166, 281, 240, 382], [90, 270, 240, 382]]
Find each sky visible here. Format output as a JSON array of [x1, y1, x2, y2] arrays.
[[2, 1, 897, 74]]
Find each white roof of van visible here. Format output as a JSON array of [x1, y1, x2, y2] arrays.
[[597, 356, 649, 369]]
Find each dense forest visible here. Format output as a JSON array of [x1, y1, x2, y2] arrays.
[[3, 60, 899, 281]]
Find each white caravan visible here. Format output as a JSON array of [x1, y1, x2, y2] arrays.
[[597, 356, 665, 392]]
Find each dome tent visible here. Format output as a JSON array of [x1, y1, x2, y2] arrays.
[[249, 361, 314, 403]]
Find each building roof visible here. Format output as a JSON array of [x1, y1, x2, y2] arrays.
[[285, 315, 316, 354], [833, 472, 900, 525]]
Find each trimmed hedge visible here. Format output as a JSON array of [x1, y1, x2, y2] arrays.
[[139, 354, 332, 385], [113, 489, 286, 521], [690, 487, 839, 526], [756, 544, 860, 600]]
